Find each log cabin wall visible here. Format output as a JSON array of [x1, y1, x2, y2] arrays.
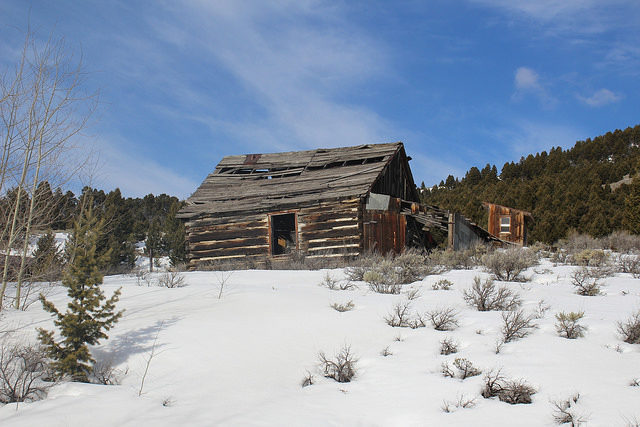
[[184, 198, 363, 269], [184, 212, 270, 269], [297, 198, 361, 258]]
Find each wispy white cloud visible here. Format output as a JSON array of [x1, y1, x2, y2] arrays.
[[514, 67, 540, 91], [512, 67, 556, 108], [92, 135, 198, 199], [576, 89, 622, 107], [485, 120, 586, 158], [141, 1, 395, 151], [469, 0, 636, 34]]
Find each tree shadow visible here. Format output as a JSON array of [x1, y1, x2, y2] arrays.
[[93, 316, 181, 366]]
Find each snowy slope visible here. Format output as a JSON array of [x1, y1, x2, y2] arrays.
[[1, 260, 639, 426]]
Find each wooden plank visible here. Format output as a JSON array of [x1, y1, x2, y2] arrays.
[[307, 237, 360, 250], [301, 226, 359, 241], [190, 237, 269, 251], [299, 220, 358, 234], [188, 227, 268, 243], [190, 246, 268, 258]]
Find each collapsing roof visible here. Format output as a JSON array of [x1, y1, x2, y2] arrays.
[[178, 142, 416, 219]]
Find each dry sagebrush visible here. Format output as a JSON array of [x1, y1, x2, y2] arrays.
[[481, 247, 538, 282], [463, 276, 522, 311], [617, 310, 640, 344]]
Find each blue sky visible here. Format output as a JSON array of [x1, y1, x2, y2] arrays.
[[1, 1, 639, 198]]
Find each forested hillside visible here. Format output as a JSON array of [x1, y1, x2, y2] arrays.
[[421, 125, 640, 244], [0, 186, 186, 274]]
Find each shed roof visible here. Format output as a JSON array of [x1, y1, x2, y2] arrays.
[[178, 142, 406, 219], [482, 202, 534, 219]]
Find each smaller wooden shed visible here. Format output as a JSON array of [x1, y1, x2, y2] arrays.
[[482, 202, 533, 246]]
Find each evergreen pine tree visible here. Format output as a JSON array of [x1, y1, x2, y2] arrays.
[[623, 180, 640, 234], [33, 231, 63, 281], [163, 200, 186, 267], [38, 205, 124, 382]]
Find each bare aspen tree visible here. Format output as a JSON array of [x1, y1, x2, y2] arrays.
[[0, 27, 97, 309]]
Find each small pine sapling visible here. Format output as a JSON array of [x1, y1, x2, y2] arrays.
[[38, 206, 124, 382], [555, 311, 587, 339]]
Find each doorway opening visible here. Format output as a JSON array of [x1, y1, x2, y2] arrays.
[[271, 213, 297, 255]]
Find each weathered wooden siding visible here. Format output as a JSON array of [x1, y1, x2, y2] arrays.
[[486, 204, 527, 246], [370, 146, 419, 202], [448, 212, 485, 250], [185, 199, 362, 268], [185, 213, 270, 268], [298, 198, 361, 258]]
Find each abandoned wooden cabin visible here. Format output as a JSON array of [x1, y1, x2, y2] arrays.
[[177, 142, 493, 269], [483, 202, 533, 246]]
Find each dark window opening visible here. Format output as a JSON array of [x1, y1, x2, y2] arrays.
[[271, 213, 297, 255]]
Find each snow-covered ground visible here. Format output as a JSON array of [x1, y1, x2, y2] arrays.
[[1, 258, 639, 426]]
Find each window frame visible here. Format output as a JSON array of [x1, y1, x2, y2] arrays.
[[499, 215, 511, 234]]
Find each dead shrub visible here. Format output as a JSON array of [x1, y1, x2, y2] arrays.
[[384, 301, 426, 329], [551, 393, 586, 425], [558, 232, 600, 253], [380, 346, 393, 357], [442, 358, 481, 379], [156, 270, 186, 288], [384, 301, 412, 327], [463, 276, 522, 311], [481, 369, 506, 398], [617, 253, 640, 278], [90, 359, 128, 385], [427, 307, 460, 331], [318, 344, 358, 383], [301, 370, 314, 388], [481, 247, 538, 281], [0, 341, 52, 404], [629, 378, 639, 387], [555, 311, 586, 339], [453, 357, 482, 379], [330, 301, 355, 312], [603, 230, 640, 253], [432, 279, 453, 290], [405, 287, 422, 301], [570, 267, 602, 296], [440, 337, 459, 355], [133, 268, 152, 287], [617, 310, 640, 344], [320, 272, 356, 291], [498, 379, 536, 404], [571, 249, 608, 267], [441, 394, 476, 412], [501, 309, 537, 343], [534, 299, 551, 319]]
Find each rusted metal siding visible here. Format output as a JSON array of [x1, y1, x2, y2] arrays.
[[362, 197, 407, 255], [486, 204, 528, 246]]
